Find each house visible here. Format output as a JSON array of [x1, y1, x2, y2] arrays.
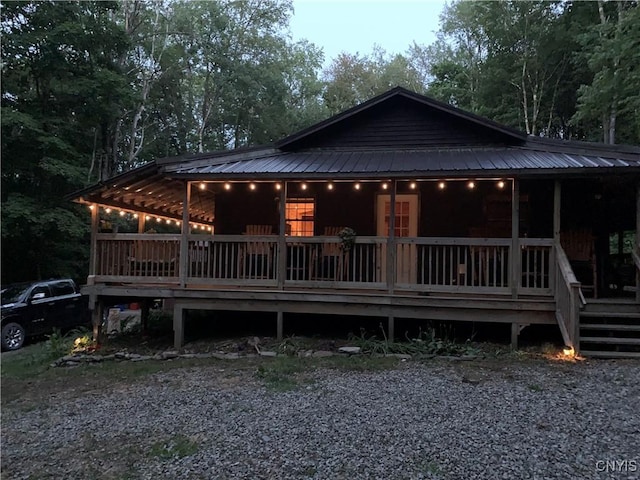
[[71, 87, 640, 357]]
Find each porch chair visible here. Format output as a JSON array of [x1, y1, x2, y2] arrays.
[[315, 226, 347, 280], [242, 224, 275, 279], [560, 228, 598, 298]]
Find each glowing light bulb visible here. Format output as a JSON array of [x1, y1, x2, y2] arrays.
[[224, 183, 231, 191], [382, 183, 388, 190], [199, 183, 206, 190], [301, 183, 307, 190], [409, 182, 417, 190], [354, 183, 361, 190], [497, 180, 505, 189], [327, 183, 334, 191], [468, 181, 476, 190], [438, 181, 446, 190], [249, 183, 256, 191]]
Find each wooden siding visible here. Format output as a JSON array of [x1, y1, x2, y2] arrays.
[[282, 96, 518, 151]]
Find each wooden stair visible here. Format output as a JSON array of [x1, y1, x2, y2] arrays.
[[579, 299, 640, 358]]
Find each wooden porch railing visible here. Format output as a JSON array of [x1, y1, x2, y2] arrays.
[[94, 233, 181, 282], [93, 234, 555, 295], [554, 242, 582, 350]]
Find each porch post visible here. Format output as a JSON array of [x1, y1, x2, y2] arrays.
[[511, 178, 520, 298], [553, 180, 561, 244], [89, 203, 99, 277], [387, 180, 397, 294], [179, 181, 191, 288], [278, 182, 287, 289], [552, 180, 561, 294], [137, 213, 146, 233]]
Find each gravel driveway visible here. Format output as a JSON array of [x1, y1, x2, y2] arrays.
[[2, 358, 638, 479]]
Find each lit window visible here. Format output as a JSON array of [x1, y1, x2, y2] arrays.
[[285, 198, 315, 236]]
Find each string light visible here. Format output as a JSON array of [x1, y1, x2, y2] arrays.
[[438, 181, 446, 190], [467, 181, 476, 190], [249, 183, 256, 191], [145, 215, 151, 221], [105, 208, 112, 214], [327, 183, 334, 191], [224, 183, 231, 190], [133, 213, 138, 219], [119, 210, 125, 216], [354, 182, 361, 190], [88, 205, 95, 210], [156, 217, 162, 223]]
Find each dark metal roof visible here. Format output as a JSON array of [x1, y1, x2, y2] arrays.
[[163, 147, 640, 179]]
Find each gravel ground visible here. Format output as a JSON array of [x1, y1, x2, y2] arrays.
[[2, 358, 639, 480]]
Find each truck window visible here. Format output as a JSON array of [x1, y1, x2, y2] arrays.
[[30, 285, 50, 299], [50, 281, 75, 297]]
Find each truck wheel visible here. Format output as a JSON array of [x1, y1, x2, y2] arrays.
[[1, 322, 25, 351]]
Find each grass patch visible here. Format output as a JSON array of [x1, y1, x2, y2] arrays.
[[149, 434, 199, 459], [320, 355, 400, 372], [256, 356, 307, 391]]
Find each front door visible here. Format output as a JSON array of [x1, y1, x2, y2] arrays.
[[376, 194, 419, 284]]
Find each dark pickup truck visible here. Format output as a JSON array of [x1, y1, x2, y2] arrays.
[[1, 279, 89, 351]]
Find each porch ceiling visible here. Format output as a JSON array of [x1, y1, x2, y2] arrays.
[[72, 169, 216, 224]]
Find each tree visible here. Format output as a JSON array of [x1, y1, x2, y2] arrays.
[[322, 47, 424, 115], [1, 1, 130, 283], [572, 1, 640, 144]]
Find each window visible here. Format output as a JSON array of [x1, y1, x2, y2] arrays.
[[30, 285, 50, 299], [286, 198, 315, 236], [50, 281, 75, 297]]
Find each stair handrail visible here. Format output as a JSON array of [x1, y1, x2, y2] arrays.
[[555, 242, 582, 351], [633, 248, 640, 303]]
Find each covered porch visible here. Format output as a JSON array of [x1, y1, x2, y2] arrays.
[[79, 174, 640, 353]]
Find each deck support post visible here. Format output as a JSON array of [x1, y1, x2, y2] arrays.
[[91, 298, 103, 344], [179, 181, 191, 288], [173, 303, 184, 349], [636, 182, 640, 303], [388, 315, 395, 342], [278, 182, 287, 289], [89, 203, 99, 278], [387, 180, 397, 293], [511, 178, 520, 298], [276, 310, 284, 341], [510, 323, 528, 350]]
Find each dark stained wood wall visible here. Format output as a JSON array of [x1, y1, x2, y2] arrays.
[[282, 96, 519, 151], [213, 180, 559, 238]]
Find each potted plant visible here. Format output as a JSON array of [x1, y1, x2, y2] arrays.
[[338, 227, 356, 252]]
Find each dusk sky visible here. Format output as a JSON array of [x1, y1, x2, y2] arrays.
[[289, 0, 447, 66]]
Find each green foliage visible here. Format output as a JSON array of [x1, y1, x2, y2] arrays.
[[256, 356, 306, 391], [412, 0, 639, 143], [149, 435, 199, 459], [349, 325, 478, 357]]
